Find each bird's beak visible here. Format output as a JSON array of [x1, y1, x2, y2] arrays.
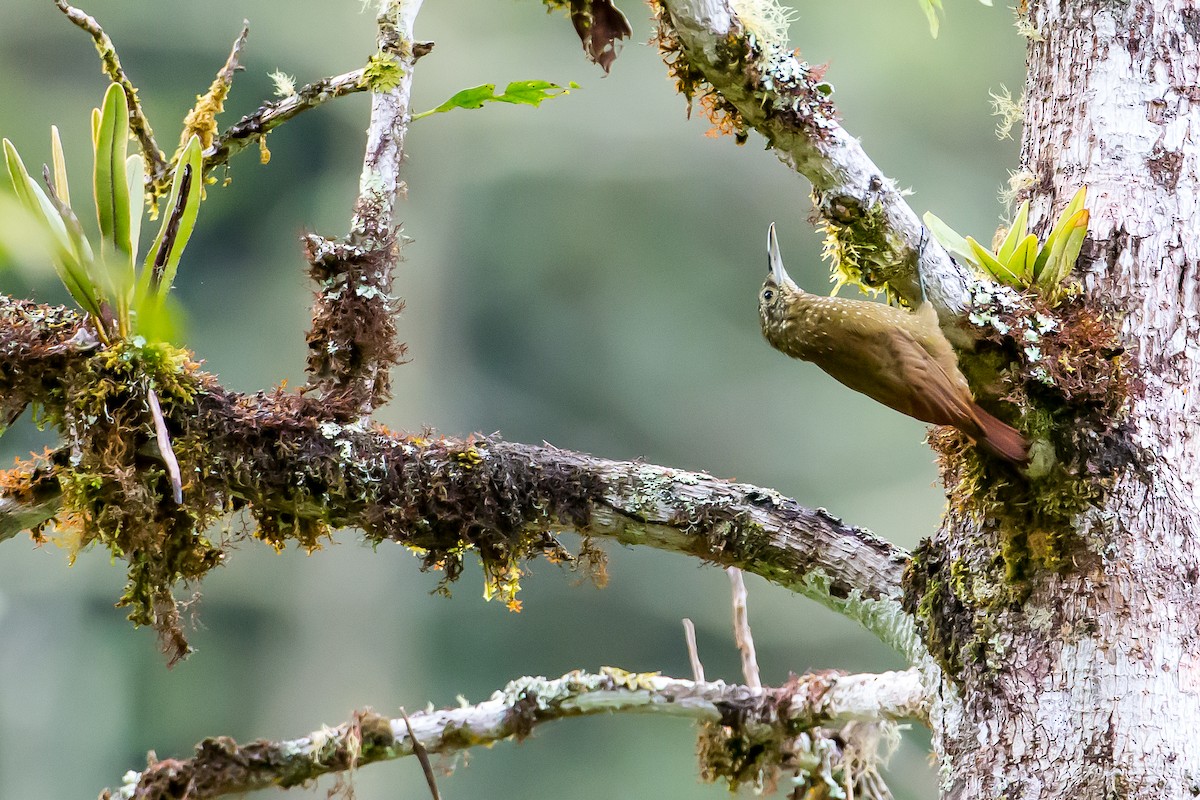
[[767, 222, 795, 288]]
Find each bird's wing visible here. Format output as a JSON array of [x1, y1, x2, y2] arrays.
[[884, 327, 981, 429]]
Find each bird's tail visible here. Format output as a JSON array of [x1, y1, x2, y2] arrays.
[[969, 405, 1030, 465]]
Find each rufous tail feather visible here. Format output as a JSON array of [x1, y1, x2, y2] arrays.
[[970, 405, 1030, 465]]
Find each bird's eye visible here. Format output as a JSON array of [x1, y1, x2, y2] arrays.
[[762, 289, 774, 302]]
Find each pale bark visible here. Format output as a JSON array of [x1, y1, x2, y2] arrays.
[[927, 1, 1200, 797], [107, 668, 927, 799], [657, 0, 976, 323], [655, 0, 1200, 796]]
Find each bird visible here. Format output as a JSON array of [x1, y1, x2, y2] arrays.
[[758, 223, 1029, 465]]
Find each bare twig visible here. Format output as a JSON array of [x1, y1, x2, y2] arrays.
[[726, 567, 761, 689], [53, 0, 169, 179], [399, 706, 442, 800], [104, 667, 927, 799], [146, 388, 183, 504], [682, 618, 705, 683]]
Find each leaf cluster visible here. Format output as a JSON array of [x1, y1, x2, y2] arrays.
[[924, 186, 1090, 304], [3, 83, 201, 343]]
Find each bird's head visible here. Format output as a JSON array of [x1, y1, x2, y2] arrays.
[[759, 222, 803, 344]]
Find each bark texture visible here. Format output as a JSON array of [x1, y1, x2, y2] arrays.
[[923, 2, 1200, 797]]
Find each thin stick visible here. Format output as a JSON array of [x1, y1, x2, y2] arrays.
[[399, 706, 442, 800], [682, 618, 705, 683], [726, 567, 761, 689], [146, 387, 183, 504], [207, 68, 371, 176]]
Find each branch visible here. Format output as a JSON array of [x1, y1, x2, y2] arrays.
[[0, 295, 916, 655], [54, 0, 170, 181], [653, 0, 975, 323], [103, 667, 926, 800], [300, 0, 425, 416], [205, 68, 370, 177]]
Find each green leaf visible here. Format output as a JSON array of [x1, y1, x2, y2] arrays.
[[133, 290, 187, 344], [923, 211, 977, 266], [967, 235, 1022, 286], [50, 125, 70, 209], [93, 82, 132, 261], [495, 80, 576, 106], [1033, 186, 1087, 277], [414, 80, 575, 119], [0, 191, 61, 277], [1007, 233, 1039, 282], [3, 138, 105, 323], [139, 134, 203, 303], [995, 200, 1029, 265], [917, 0, 943, 37], [125, 153, 144, 265], [1037, 208, 1089, 295]]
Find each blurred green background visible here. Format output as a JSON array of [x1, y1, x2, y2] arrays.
[[0, 1, 1022, 797]]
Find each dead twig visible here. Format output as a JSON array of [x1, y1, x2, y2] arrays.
[[682, 618, 705, 683], [727, 567, 760, 689]]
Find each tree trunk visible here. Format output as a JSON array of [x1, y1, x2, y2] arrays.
[[924, 1, 1200, 796]]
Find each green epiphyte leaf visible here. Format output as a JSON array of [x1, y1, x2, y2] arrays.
[[995, 200, 1029, 266], [93, 82, 132, 261], [139, 134, 203, 304], [3, 138, 106, 324], [917, 0, 944, 37], [50, 125, 70, 209], [1007, 233, 1039, 282], [125, 153, 144, 265], [923, 211, 976, 266], [967, 235, 1021, 286], [134, 291, 187, 344], [1033, 186, 1087, 278], [1037, 208, 1089, 297]]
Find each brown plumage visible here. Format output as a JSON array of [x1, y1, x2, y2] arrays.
[[758, 224, 1028, 465]]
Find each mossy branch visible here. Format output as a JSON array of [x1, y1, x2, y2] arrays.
[[0, 294, 916, 656], [652, 0, 976, 320], [102, 667, 926, 800], [299, 0, 428, 417], [205, 67, 372, 176]]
